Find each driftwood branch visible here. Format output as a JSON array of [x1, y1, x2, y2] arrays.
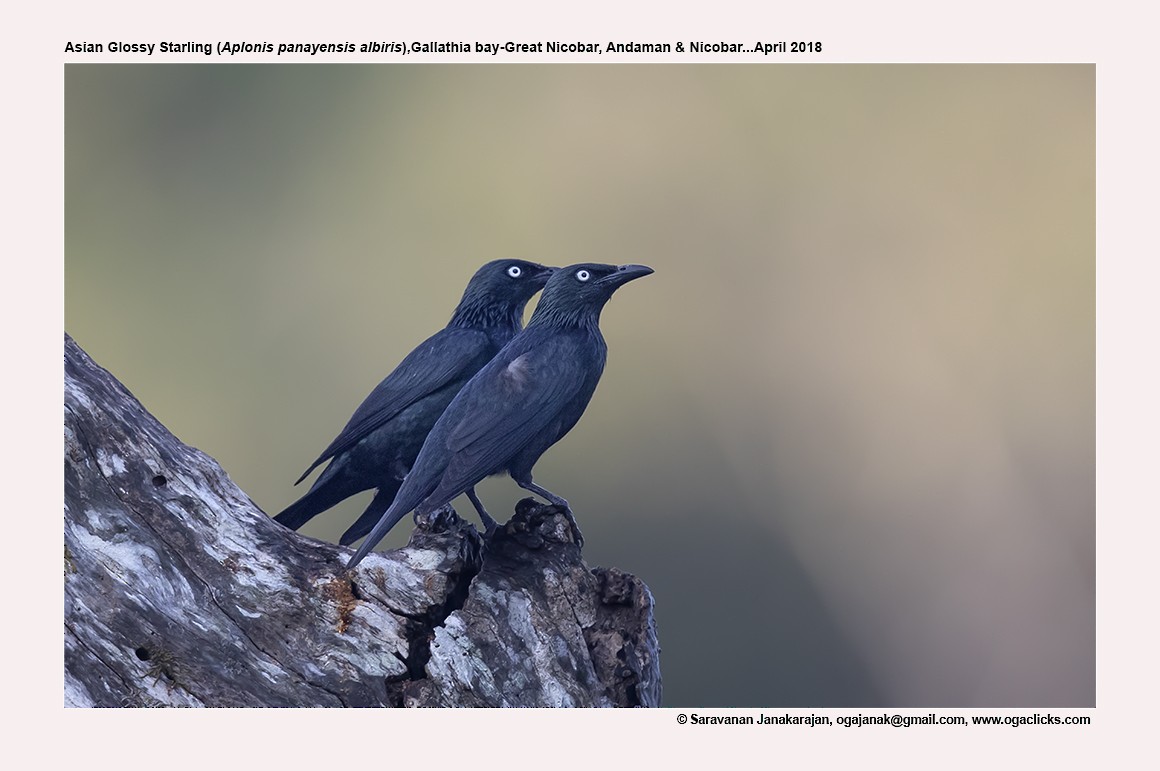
[[64, 334, 661, 707]]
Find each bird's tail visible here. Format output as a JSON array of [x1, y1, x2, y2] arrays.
[[345, 500, 412, 569], [344, 456, 447, 569], [273, 477, 357, 531], [339, 480, 401, 546]]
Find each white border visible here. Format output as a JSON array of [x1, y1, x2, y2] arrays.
[[7, 1, 1156, 767]]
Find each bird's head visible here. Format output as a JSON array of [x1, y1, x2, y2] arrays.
[[529, 263, 654, 328], [452, 259, 556, 327]]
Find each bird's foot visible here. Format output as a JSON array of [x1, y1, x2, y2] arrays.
[[516, 484, 583, 548], [502, 498, 584, 551], [477, 510, 500, 535], [559, 506, 585, 549], [477, 510, 501, 539], [466, 487, 502, 539], [539, 493, 583, 547], [414, 503, 458, 532]]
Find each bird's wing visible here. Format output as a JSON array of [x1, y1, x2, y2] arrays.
[[436, 335, 590, 492], [296, 327, 491, 483]]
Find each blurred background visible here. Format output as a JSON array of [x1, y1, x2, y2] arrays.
[[65, 64, 1093, 707]]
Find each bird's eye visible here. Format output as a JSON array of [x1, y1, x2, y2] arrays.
[[507, 265, 523, 278], [576, 269, 591, 282]]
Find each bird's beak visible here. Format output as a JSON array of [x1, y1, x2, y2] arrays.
[[600, 264, 655, 288], [533, 265, 557, 286]]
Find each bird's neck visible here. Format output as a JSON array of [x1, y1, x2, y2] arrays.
[[449, 299, 524, 333], [525, 303, 604, 335]]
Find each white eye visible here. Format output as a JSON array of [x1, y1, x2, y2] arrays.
[[576, 269, 591, 282], [507, 265, 523, 278]]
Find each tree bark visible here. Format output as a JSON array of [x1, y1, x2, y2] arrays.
[[64, 334, 661, 707]]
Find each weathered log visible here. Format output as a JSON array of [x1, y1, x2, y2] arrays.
[[64, 334, 661, 707]]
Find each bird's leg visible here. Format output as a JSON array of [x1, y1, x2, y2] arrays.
[[516, 479, 570, 509], [466, 486, 500, 536], [514, 479, 584, 548]]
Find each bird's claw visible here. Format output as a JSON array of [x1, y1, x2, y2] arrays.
[[560, 506, 585, 548], [477, 510, 501, 539], [414, 504, 457, 532]]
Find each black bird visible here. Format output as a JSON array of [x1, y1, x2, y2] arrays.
[[274, 259, 555, 545], [346, 262, 654, 569]]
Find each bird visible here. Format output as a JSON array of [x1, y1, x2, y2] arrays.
[[273, 259, 555, 545], [346, 262, 654, 569]]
